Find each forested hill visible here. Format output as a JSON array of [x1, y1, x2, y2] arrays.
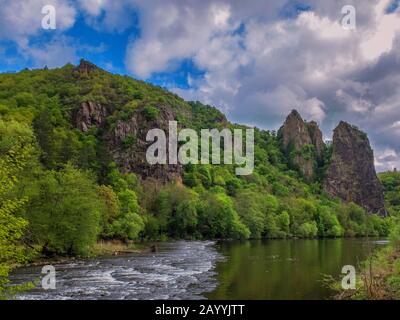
[[0, 59, 394, 274]]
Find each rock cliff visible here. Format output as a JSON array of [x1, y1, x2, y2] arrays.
[[106, 104, 183, 182], [323, 121, 386, 216], [74, 101, 108, 132], [278, 110, 324, 181]]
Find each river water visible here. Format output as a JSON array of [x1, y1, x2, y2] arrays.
[[10, 238, 387, 300]]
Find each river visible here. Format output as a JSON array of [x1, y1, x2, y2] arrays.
[[10, 238, 387, 300]]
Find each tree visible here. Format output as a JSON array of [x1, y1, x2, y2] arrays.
[[104, 165, 144, 241], [153, 184, 199, 238], [277, 211, 290, 235], [23, 165, 102, 256], [297, 221, 318, 238], [234, 190, 265, 238], [98, 185, 119, 234], [198, 192, 250, 239], [0, 120, 34, 298], [289, 198, 317, 237], [317, 206, 343, 237], [109, 189, 144, 241]]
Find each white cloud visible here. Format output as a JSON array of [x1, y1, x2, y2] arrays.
[[0, 0, 76, 45], [0, 0, 77, 68], [124, 1, 240, 78], [360, 0, 400, 60], [122, 0, 400, 171], [375, 148, 400, 171], [27, 37, 78, 68], [2, 0, 400, 171], [78, 0, 106, 16], [335, 89, 374, 113], [78, 0, 136, 32]]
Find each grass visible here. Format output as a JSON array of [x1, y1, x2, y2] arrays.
[[92, 240, 149, 256], [333, 245, 400, 300]]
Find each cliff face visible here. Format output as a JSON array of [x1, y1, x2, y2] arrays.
[[323, 121, 386, 216], [74, 101, 108, 132], [74, 100, 183, 182], [278, 110, 324, 181], [307, 121, 324, 159], [106, 104, 183, 182]]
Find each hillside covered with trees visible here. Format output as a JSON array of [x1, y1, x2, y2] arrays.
[[0, 60, 396, 298]]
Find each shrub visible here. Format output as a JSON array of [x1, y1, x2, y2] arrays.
[[143, 105, 160, 120]]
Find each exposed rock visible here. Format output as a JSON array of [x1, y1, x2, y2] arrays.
[[307, 121, 324, 159], [106, 104, 182, 182], [280, 110, 312, 150], [76, 59, 98, 74], [74, 101, 108, 132], [323, 121, 386, 216], [278, 110, 324, 181]]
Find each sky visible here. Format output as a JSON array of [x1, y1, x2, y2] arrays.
[[0, 0, 400, 171]]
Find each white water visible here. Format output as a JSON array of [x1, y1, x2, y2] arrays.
[[10, 241, 223, 300]]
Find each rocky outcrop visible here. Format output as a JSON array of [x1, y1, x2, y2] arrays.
[[106, 104, 182, 182], [74, 101, 108, 132], [278, 110, 324, 181], [76, 59, 98, 75], [323, 121, 386, 216], [307, 121, 324, 159], [74, 100, 182, 182]]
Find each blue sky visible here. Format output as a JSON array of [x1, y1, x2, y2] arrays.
[[0, 1, 206, 90], [0, 1, 312, 88], [0, 0, 400, 171]]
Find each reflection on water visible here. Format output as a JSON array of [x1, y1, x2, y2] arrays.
[[207, 238, 385, 300], [10, 238, 385, 300]]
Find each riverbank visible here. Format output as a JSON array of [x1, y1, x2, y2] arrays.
[[334, 244, 400, 300], [22, 240, 155, 268], [92, 240, 155, 256]]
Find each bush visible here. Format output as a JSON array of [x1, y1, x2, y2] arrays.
[[318, 206, 343, 237], [142, 105, 160, 120], [122, 134, 137, 150], [297, 221, 318, 238]]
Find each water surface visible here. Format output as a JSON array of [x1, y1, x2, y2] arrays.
[[10, 238, 386, 300], [207, 238, 386, 300], [11, 241, 221, 300]]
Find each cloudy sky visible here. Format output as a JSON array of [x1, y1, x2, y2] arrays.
[[0, 0, 400, 171]]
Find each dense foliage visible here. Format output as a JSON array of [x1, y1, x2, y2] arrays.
[[0, 120, 34, 298], [331, 172, 400, 299], [0, 62, 392, 293]]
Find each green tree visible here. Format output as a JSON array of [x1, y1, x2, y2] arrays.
[[0, 120, 35, 298], [109, 189, 144, 240], [297, 221, 318, 238], [104, 165, 144, 241], [317, 206, 343, 237], [153, 184, 199, 238], [23, 165, 102, 256], [234, 190, 265, 238], [198, 192, 250, 239]]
